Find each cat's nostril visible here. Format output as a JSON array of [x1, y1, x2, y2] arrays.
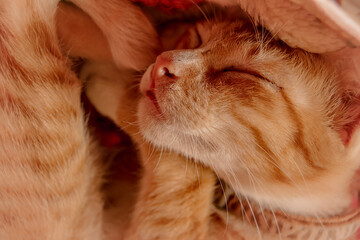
[[163, 67, 176, 79], [152, 53, 178, 82]]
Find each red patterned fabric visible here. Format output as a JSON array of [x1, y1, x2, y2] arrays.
[[131, 0, 204, 11]]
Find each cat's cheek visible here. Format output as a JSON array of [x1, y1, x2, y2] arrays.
[[138, 97, 166, 138], [138, 96, 162, 120]]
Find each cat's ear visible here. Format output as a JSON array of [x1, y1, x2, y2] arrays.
[[337, 90, 360, 146], [325, 48, 360, 147]]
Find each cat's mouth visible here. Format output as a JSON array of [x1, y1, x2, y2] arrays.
[[145, 89, 162, 115], [140, 64, 163, 116]]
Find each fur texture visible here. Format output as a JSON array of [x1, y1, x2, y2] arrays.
[[80, 8, 360, 240], [0, 0, 103, 239], [136, 20, 360, 217], [2, 0, 360, 239], [69, 0, 160, 71], [0, 0, 160, 238]]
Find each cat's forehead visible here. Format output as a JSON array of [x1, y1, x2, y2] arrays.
[[204, 21, 254, 44], [201, 21, 273, 61], [194, 25, 260, 74]]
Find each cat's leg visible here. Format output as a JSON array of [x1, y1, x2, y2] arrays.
[[83, 61, 216, 240], [0, 1, 103, 239], [69, 0, 161, 71]]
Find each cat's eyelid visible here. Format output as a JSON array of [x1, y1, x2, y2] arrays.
[[223, 67, 283, 89]]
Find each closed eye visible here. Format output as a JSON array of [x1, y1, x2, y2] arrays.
[[222, 66, 282, 89]]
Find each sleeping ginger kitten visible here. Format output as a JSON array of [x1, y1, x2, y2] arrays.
[[7, 0, 356, 239], [83, 12, 360, 240], [137, 20, 360, 216]]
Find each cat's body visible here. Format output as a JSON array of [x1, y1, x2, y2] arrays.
[[78, 5, 360, 240], [0, 0, 104, 239], [0, 0, 214, 239], [0, 0, 163, 239]]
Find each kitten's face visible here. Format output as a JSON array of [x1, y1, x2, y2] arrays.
[[138, 20, 360, 216]]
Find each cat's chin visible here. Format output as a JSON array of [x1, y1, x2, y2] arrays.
[[137, 105, 220, 162], [138, 96, 164, 121]]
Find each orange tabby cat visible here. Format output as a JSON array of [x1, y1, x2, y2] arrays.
[[0, 0, 104, 239], [0, 0, 162, 239], [1, 0, 213, 239], [82, 10, 360, 240], [4, 0, 360, 239], [139, 19, 360, 216]]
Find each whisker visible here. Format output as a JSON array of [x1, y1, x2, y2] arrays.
[[227, 169, 249, 223], [195, 161, 201, 189], [153, 146, 164, 171], [270, 207, 283, 240], [215, 172, 229, 233], [261, 18, 265, 51], [246, 14, 261, 53], [261, 22, 289, 50], [244, 165, 269, 230], [240, 167, 264, 240], [253, 142, 299, 188], [120, 119, 141, 126], [190, 0, 210, 24], [245, 194, 263, 240], [147, 143, 157, 163], [254, 140, 326, 230]]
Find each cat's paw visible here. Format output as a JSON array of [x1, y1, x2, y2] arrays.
[[71, 0, 161, 71], [83, 61, 141, 139]]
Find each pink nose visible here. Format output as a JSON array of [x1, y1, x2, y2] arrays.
[[152, 53, 178, 83]]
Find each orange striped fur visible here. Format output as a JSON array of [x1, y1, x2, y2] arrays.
[[12, 0, 358, 239], [1, 0, 162, 239], [0, 0, 104, 239], [80, 10, 360, 240], [0, 0, 214, 239], [136, 20, 360, 218]]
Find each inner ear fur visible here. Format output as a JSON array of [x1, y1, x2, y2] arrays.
[[324, 48, 360, 146], [336, 90, 360, 146]]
